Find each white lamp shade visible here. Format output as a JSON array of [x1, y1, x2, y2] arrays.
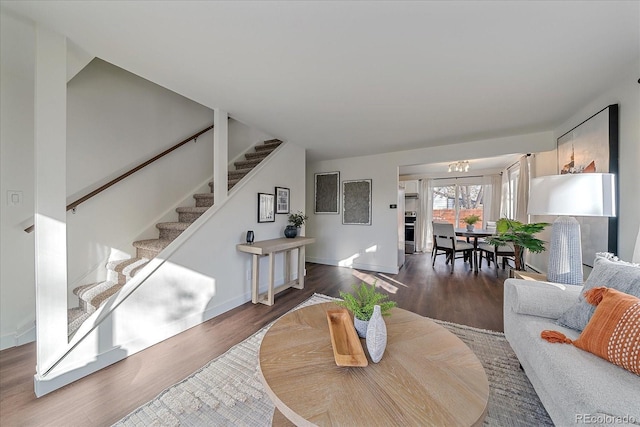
[[528, 173, 616, 217]]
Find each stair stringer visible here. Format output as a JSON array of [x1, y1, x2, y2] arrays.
[[34, 140, 305, 397]]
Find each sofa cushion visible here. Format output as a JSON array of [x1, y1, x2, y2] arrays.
[[556, 255, 640, 331], [511, 280, 582, 319], [573, 287, 640, 375]]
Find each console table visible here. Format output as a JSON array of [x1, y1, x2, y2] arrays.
[[236, 236, 315, 306]]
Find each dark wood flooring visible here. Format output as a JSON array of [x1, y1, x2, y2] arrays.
[[0, 253, 507, 426]]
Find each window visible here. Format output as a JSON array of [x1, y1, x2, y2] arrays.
[[502, 165, 520, 219], [431, 182, 484, 229]]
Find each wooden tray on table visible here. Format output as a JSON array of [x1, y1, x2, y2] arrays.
[[326, 308, 368, 367]]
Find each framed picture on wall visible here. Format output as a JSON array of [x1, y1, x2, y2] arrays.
[[556, 104, 619, 266], [342, 179, 372, 225], [258, 193, 275, 223], [275, 187, 290, 214], [314, 171, 340, 214]]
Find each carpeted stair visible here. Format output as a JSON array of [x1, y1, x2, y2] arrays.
[[67, 139, 282, 338]]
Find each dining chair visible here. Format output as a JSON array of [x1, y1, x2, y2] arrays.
[[431, 222, 474, 274], [478, 241, 516, 277]]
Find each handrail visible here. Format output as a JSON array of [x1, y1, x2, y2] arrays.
[[25, 124, 214, 233]]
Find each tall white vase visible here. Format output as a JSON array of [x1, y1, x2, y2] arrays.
[[366, 305, 387, 363]]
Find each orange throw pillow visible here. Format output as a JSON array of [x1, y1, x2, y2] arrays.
[[541, 287, 640, 376]]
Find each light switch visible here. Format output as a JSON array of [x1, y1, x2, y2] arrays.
[[7, 190, 23, 206]]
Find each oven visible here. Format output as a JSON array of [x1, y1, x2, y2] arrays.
[[405, 212, 416, 253]]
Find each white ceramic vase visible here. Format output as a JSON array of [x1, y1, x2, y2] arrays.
[[366, 305, 387, 363]]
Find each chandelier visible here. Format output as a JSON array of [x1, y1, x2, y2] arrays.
[[448, 161, 470, 173]]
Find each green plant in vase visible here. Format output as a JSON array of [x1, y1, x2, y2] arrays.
[[462, 214, 481, 231], [337, 282, 396, 338], [284, 211, 308, 238]]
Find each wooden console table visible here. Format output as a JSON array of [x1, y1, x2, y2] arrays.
[[236, 236, 315, 306]]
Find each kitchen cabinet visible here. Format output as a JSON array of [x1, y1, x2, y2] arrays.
[[403, 180, 419, 195]]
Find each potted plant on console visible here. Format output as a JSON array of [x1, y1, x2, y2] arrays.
[[285, 211, 308, 238], [337, 282, 396, 338], [486, 218, 549, 271]]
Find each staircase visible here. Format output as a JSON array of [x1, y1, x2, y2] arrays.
[[67, 139, 282, 337]]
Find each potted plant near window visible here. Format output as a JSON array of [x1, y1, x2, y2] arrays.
[[337, 282, 396, 338], [285, 211, 308, 238], [486, 218, 549, 271], [462, 214, 481, 231]]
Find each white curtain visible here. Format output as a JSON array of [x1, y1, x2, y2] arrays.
[[415, 178, 433, 252], [483, 174, 502, 225], [515, 155, 530, 223], [500, 170, 509, 219]]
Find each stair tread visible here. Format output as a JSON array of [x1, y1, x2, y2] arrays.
[[90, 284, 123, 309], [244, 151, 270, 159], [176, 206, 209, 213], [68, 307, 88, 323], [234, 159, 262, 168], [73, 280, 123, 313], [107, 257, 141, 274], [193, 193, 213, 199], [156, 221, 191, 230], [132, 238, 173, 251], [229, 167, 254, 174], [68, 308, 91, 337]]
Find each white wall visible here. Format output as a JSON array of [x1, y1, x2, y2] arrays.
[[229, 118, 273, 162], [306, 131, 555, 273], [529, 60, 640, 271], [0, 11, 36, 349], [65, 58, 215, 290]]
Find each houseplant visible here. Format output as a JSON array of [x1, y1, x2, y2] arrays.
[[285, 211, 308, 238], [486, 218, 549, 271], [337, 282, 396, 337], [462, 214, 481, 231]]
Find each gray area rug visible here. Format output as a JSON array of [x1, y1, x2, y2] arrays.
[[114, 294, 552, 426]]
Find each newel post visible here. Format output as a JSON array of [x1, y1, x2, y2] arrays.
[[34, 25, 68, 372]]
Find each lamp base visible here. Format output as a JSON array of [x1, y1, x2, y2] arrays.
[[547, 216, 583, 285]]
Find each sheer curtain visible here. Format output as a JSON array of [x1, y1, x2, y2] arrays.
[[483, 174, 502, 225], [415, 178, 433, 252], [515, 155, 530, 223], [500, 169, 510, 219]]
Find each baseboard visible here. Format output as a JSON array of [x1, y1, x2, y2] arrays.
[[1, 322, 36, 351], [0, 334, 16, 351]]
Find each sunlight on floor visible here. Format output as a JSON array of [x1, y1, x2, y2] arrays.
[[378, 273, 409, 288], [339, 253, 360, 267], [351, 270, 398, 294]]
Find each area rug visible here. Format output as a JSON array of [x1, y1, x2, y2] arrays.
[[114, 294, 552, 426]]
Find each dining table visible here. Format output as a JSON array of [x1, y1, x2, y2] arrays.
[[455, 228, 495, 273]]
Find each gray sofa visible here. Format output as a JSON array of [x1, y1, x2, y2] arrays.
[[504, 278, 640, 426]]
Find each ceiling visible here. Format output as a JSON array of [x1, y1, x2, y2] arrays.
[[2, 1, 639, 165]]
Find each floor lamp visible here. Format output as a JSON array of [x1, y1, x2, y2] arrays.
[[528, 173, 616, 285]]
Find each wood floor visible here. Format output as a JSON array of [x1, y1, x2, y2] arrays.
[[0, 253, 508, 426]]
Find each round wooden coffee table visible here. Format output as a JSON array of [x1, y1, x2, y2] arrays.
[[258, 302, 489, 426]]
